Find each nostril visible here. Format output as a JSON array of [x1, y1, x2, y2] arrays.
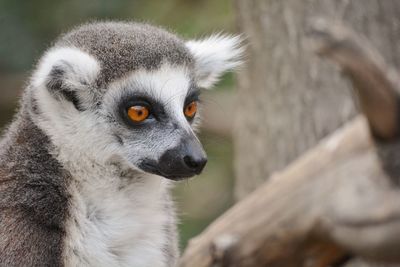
[[183, 155, 207, 173], [183, 155, 198, 169]]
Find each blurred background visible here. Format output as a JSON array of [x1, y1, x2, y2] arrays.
[[0, 0, 238, 250]]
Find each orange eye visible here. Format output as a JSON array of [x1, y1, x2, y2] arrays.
[[184, 101, 198, 119], [127, 106, 150, 122]]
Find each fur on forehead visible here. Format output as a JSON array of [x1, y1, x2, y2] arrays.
[[31, 22, 245, 107], [55, 21, 194, 86], [104, 63, 192, 110]]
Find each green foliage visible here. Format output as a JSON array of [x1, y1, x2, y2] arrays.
[[0, 0, 235, 71]]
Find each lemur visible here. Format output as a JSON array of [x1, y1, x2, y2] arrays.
[[0, 22, 243, 267]]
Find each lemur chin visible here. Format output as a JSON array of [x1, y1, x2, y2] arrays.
[[0, 21, 243, 267]]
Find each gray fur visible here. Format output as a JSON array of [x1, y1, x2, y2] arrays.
[[0, 106, 70, 267], [55, 21, 194, 86]]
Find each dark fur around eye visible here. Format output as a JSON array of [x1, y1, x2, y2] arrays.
[[184, 89, 201, 122], [184, 89, 201, 106], [117, 93, 167, 127]]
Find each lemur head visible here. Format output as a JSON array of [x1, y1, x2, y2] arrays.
[[28, 22, 243, 180]]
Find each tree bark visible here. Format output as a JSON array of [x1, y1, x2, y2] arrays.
[[234, 0, 400, 200]]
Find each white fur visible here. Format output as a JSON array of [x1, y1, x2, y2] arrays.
[[32, 86, 174, 267], [32, 92, 174, 266], [186, 34, 244, 88], [62, 159, 173, 267], [31, 58, 184, 267], [137, 65, 189, 116], [106, 63, 191, 128], [31, 47, 100, 90]]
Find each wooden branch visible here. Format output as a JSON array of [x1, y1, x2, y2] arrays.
[[179, 20, 400, 266], [308, 19, 400, 186], [308, 19, 400, 141], [307, 19, 400, 261], [180, 117, 387, 267]]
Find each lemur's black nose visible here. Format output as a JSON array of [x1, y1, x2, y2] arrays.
[[183, 154, 207, 174], [146, 135, 208, 180]]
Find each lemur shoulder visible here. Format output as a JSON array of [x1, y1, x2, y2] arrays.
[[0, 21, 243, 267]]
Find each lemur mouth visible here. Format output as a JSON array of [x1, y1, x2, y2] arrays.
[[138, 160, 196, 181]]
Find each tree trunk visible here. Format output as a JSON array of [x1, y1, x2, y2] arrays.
[[234, 0, 400, 200]]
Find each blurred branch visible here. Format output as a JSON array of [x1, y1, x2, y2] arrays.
[[308, 19, 400, 141], [179, 20, 400, 266]]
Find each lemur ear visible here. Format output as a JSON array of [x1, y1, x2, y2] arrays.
[[186, 34, 244, 88], [32, 47, 100, 108]]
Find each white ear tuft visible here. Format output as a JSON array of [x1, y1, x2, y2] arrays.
[[32, 47, 100, 91], [186, 34, 245, 89]]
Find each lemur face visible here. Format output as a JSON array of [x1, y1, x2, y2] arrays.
[[103, 64, 206, 179], [29, 22, 243, 180]]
